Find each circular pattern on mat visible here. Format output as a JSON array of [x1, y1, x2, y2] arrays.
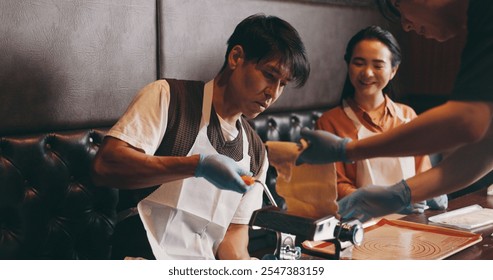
[[354, 237, 442, 260]]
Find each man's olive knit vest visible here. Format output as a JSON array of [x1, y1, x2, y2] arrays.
[[156, 79, 265, 176], [118, 79, 266, 210]]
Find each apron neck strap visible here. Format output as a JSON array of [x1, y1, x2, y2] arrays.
[[387, 99, 409, 123], [342, 99, 362, 129], [201, 80, 214, 127]]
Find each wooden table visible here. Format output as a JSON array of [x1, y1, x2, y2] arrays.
[[297, 188, 493, 260], [402, 188, 493, 260], [252, 188, 493, 260]]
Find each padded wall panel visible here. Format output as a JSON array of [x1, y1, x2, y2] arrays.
[[158, 0, 388, 112], [0, 0, 157, 135]]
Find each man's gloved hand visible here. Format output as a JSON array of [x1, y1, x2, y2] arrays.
[[195, 154, 251, 193], [338, 180, 412, 223], [296, 128, 352, 165]]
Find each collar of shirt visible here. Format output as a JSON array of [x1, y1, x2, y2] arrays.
[[346, 95, 396, 131]]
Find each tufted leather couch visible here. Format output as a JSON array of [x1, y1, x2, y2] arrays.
[[0, 0, 386, 259], [0, 129, 117, 259], [247, 109, 327, 207], [0, 111, 326, 259]]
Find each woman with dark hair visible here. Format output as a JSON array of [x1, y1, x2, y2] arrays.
[[315, 26, 446, 212], [298, 0, 492, 224]]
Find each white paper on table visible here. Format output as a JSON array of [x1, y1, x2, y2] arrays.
[[428, 204, 493, 230]]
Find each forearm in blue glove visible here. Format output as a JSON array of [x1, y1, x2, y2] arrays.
[[338, 180, 412, 223], [195, 154, 251, 193], [296, 127, 352, 165]]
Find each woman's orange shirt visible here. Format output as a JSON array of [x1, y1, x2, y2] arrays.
[[316, 96, 432, 199]]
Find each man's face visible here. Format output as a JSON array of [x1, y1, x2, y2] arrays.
[[230, 57, 291, 119], [392, 0, 461, 42]]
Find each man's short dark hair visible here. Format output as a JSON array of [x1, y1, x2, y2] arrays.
[[375, 0, 401, 23], [222, 14, 310, 88]]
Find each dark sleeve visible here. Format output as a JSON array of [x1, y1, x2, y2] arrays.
[[450, 0, 493, 102]]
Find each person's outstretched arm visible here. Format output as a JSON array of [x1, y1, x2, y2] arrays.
[[297, 101, 493, 165], [408, 121, 493, 202], [346, 101, 493, 160], [91, 137, 250, 193], [338, 122, 493, 222], [91, 137, 199, 189]]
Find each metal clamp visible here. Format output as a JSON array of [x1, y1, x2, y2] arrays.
[[278, 232, 301, 260]]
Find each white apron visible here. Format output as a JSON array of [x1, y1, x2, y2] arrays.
[[137, 81, 251, 259], [342, 100, 415, 188]]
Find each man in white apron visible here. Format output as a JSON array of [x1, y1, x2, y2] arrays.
[[91, 14, 310, 259]]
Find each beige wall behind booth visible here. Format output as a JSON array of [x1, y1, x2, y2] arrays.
[[0, 0, 157, 135], [158, 0, 389, 112]]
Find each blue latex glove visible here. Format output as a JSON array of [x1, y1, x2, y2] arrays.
[[399, 194, 448, 215], [399, 195, 448, 214], [338, 180, 412, 222], [399, 200, 427, 214], [426, 194, 448, 210], [296, 128, 352, 165], [194, 154, 251, 193]]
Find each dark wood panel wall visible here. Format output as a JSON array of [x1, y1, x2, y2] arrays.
[[393, 20, 491, 198], [401, 32, 466, 96], [396, 27, 467, 113]]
